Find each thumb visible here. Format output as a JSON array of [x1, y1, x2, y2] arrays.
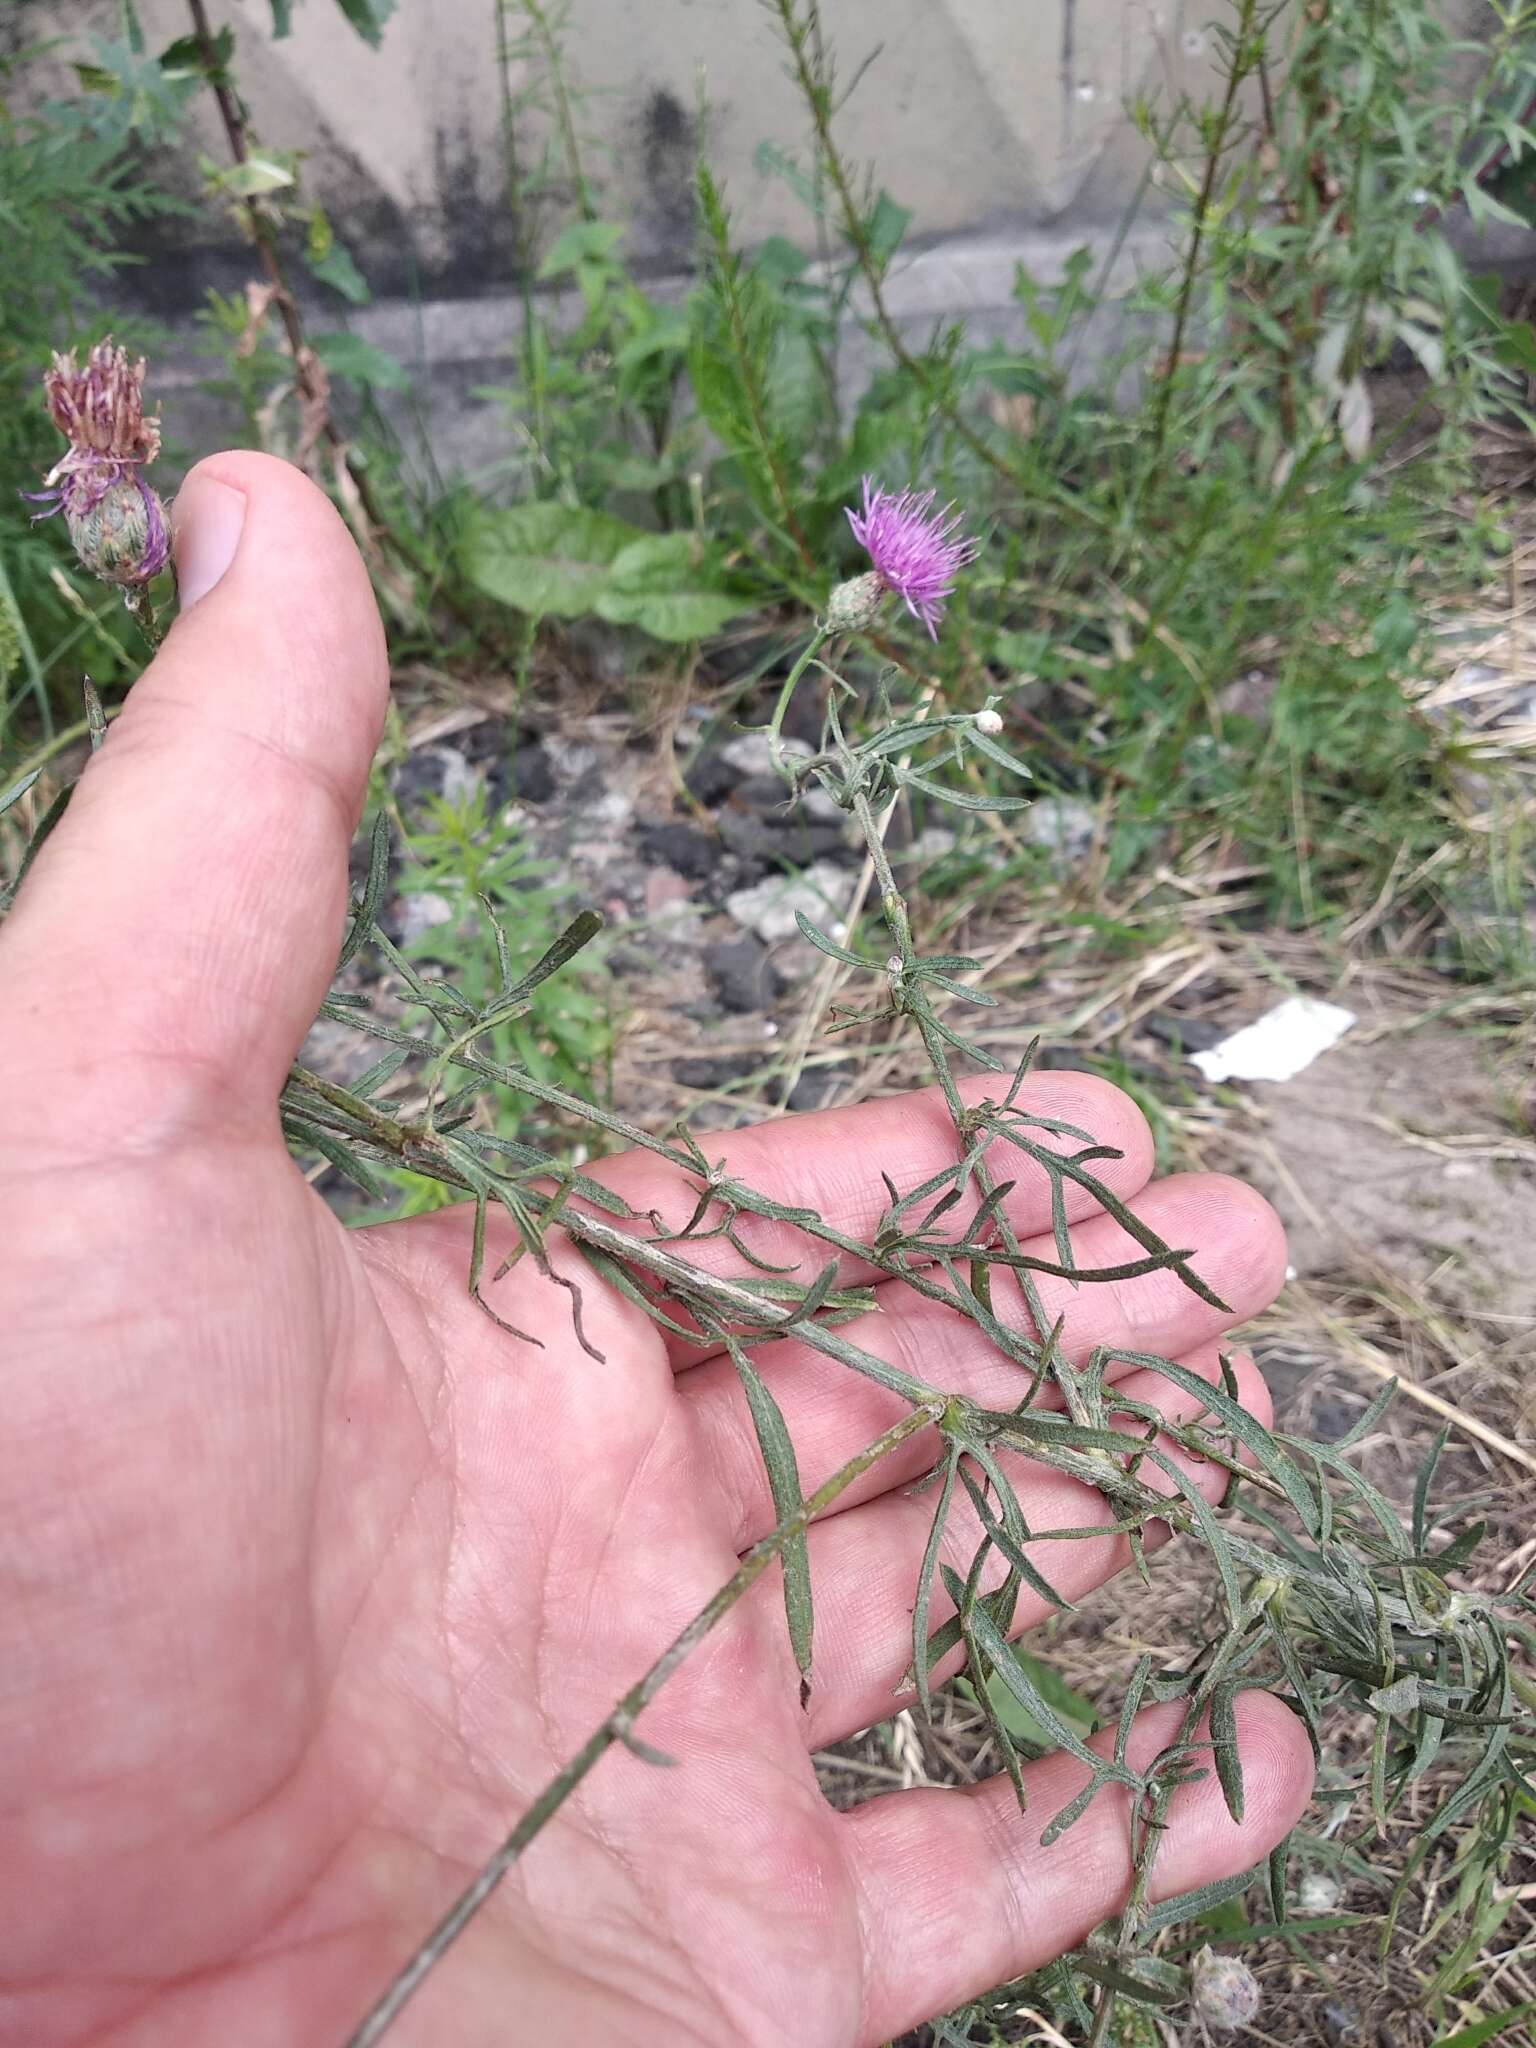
[[0, 452, 388, 1152]]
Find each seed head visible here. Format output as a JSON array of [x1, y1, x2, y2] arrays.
[[1190, 1945, 1261, 2031], [33, 339, 169, 587], [846, 477, 979, 638], [44, 340, 162, 467]]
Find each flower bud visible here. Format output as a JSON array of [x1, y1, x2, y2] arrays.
[[975, 706, 1004, 735], [1191, 1946, 1261, 2031], [65, 476, 171, 587], [825, 570, 885, 633]]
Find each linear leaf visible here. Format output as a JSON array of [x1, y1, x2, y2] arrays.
[[1142, 1862, 1263, 1934], [793, 909, 871, 967], [912, 1442, 960, 1723], [727, 1338, 813, 1704], [1210, 1681, 1246, 1824]]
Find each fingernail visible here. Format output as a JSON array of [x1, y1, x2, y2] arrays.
[[173, 474, 247, 610]]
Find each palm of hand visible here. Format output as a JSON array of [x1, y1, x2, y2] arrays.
[[0, 456, 1310, 2048]]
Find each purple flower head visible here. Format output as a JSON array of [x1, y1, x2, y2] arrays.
[[33, 340, 168, 585], [845, 476, 979, 638]]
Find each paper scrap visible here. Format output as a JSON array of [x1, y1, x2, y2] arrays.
[[1191, 997, 1356, 1084]]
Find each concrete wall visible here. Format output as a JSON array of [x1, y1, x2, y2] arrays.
[[20, 0, 1518, 475], [27, 0, 1228, 303]]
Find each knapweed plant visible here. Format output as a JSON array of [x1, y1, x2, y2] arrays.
[[249, 494, 1532, 2039], [6, 366, 1533, 2037]]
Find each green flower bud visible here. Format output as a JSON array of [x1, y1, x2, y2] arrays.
[[825, 570, 885, 633]]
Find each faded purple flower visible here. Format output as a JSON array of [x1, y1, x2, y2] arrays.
[[1190, 1945, 1261, 2031], [33, 340, 170, 585], [845, 476, 979, 638]]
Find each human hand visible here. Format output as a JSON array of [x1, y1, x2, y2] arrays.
[[0, 455, 1312, 2047]]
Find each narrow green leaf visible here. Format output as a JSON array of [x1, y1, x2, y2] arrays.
[[794, 910, 870, 968], [332, 0, 396, 45], [1267, 1836, 1289, 1924], [911, 1443, 960, 1723], [0, 768, 40, 817], [1414, 1425, 1451, 1550], [1338, 1375, 1398, 1448], [1431, 2002, 1536, 2048], [900, 766, 1032, 813], [281, 1115, 386, 1198], [503, 910, 605, 1001], [966, 1599, 1109, 1773], [727, 1338, 813, 1704], [1039, 1770, 1109, 1845], [1145, 1355, 1320, 1535], [1142, 1862, 1263, 1935], [1210, 1681, 1246, 1824], [965, 726, 1036, 780], [338, 809, 390, 968]]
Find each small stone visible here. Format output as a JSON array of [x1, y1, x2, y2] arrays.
[[672, 1053, 761, 1089], [1298, 1872, 1342, 1914], [644, 867, 692, 914], [683, 750, 738, 807], [392, 745, 481, 811], [638, 819, 720, 879], [717, 808, 853, 873], [1216, 669, 1277, 723], [725, 860, 855, 946], [788, 1062, 852, 1112], [543, 736, 600, 784], [1023, 794, 1097, 863], [734, 773, 796, 809], [579, 789, 634, 832], [801, 786, 844, 825], [704, 934, 783, 1014], [1322, 2000, 1360, 2047], [298, 1015, 367, 1085], [510, 740, 555, 804], [395, 889, 457, 943], [720, 731, 812, 779], [892, 824, 957, 867], [1190, 1946, 1261, 2031]]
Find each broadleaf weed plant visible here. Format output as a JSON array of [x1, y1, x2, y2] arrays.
[[444, 0, 1536, 949], [164, 510, 1529, 2039]]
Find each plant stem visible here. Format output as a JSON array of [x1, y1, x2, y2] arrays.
[[520, 0, 597, 222], [1141, 0, 1263, 483], [697, 165, 819, 573], [767, 0, 1106, 535], [338, 1397, 943, 2048], [184, 0, 397, 556]]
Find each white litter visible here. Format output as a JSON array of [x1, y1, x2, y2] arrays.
[[1191, 996, 1355, 1084]]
